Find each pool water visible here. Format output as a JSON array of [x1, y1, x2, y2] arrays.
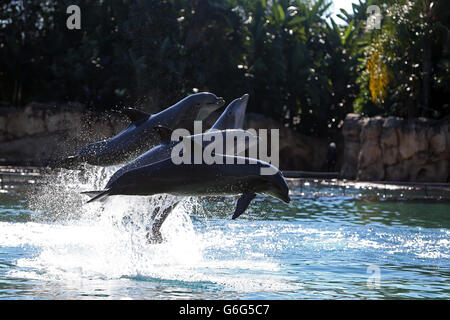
[[0, 168, 449, 299]]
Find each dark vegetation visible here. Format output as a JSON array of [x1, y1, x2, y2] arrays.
[[0, 0, 449, 138]]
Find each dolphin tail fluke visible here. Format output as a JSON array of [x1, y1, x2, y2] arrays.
[[232, 192, 256, 220], [81, 190, 104, 198], [82, 189, 111, 203]]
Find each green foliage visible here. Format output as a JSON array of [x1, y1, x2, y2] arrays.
[[0, 0, 449, 137], [350, 0, 450, 117]]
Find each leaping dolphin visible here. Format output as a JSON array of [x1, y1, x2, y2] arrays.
[[209, 93, 249, 131], [99, 128, 259, 191], [101, 94, 251, 188], [57, 92, 225, 168], [83, 154, 290, 220]]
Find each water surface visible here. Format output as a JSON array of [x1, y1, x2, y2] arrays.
[[0, 168, 449, 299]]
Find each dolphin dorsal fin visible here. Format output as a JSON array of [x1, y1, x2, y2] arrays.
[[121, 108, 151, 123], [153, 125, 173, 142]]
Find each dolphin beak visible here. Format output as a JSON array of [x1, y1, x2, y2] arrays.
[[240, 94, 249, 103], [271, 189, 291, 204], [284, 194, 291, 203], [197, 98, 226, 120]]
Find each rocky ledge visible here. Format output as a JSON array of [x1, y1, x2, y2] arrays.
[[341, 113, 450, 182], [0, 102, 128, 166], [0, 102, 332, 171]]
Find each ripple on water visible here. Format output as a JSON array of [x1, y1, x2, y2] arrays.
[[0, 168, 449, 299]]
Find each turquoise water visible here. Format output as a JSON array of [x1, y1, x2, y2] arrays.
[[0, 168, 449, 299]]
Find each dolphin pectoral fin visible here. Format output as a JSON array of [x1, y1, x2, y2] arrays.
[[153, 125, 173, 143], [232, 192, 256, 220], [147, 201, 180, 244], [82, 189, 111, 203], [121, 108, 151, 123]]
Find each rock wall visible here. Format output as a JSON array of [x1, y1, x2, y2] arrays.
[[244, 113, 333, 171], [0, 103, 332, 171], [6, 103, 446, 181], [0, 102, 128, 166], [341, 113, 450, 182]]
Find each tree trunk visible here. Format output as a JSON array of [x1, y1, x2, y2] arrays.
[[422, 0, 432, 117]]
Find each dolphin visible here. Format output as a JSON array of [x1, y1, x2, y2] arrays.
[[57, 92, 225, 168], [100, 94, 251, 188], [209, 93, 249, 131], [83, 154, 291, 220], [97, 128, 260, 190]]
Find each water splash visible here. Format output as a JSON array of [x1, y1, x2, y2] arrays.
[[13, 165, 296, 297], [22, 165, 203, 273]]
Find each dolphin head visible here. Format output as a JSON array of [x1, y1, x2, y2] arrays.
[[210, 94, 249, 131], [262, 168, 291, 204], [183, 92, 225, 121]]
